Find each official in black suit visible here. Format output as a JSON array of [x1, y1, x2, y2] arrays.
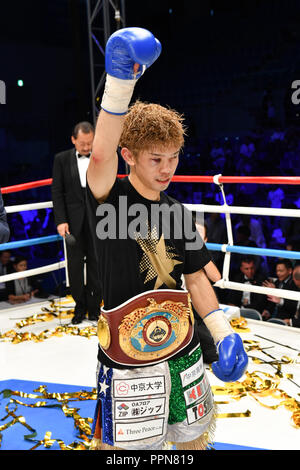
[[227, 256, 267, 313], [51, 122, 102, 324], [262, 259, 298, 320]]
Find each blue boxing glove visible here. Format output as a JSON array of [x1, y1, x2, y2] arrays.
[[203, 309, 248, 382], [212, 333, 248, 382], [101, 27, 161, 115], [105, 27, 161, 80]]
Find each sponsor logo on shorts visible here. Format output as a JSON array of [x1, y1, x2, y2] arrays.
[[183, 374, 209, 406], [186, 390, 214, 425], [113, 376, 166, 398], [115, 397, 166, 420], [115, 381, 130, 396], [180, 356, 204, 388], [115, 418, 165, 442]]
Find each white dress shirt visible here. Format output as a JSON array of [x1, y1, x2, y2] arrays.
[[76, 151, 90, 188]]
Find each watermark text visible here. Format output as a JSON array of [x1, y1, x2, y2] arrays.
[[0, 80, 6, 104], [95, 196, 204, 251]]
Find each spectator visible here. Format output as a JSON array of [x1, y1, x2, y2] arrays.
[[0, 250, 13, 301], [270, 127, 284, 143], [239, 136, 255, 159], [267, 187, 285, 208], [235, 215, 266, 248], [0, 250, 13, 273], [6, 256, 40, 304], [227, 256, 267, 313], [210, 140, 226, 173], [210, 139, 225, 160], [231, 225, 258, 275], [284, 264, 300, 327], [261, 259, 298, 320], [281, 203, 300, 252]]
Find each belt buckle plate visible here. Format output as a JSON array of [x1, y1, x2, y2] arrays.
[[118, 295, 193, 362]]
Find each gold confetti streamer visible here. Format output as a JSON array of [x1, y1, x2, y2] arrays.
[[217, 410, 251, 419], [230, 316, 251, 333], [0, 385, 97, 450], [0, 325, 97, 344], [210, 320, 300, 426], [212, 370, 300, 427]]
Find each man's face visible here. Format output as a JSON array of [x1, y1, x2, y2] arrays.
[[276, 263, 292, 282], [126, 146, 180, 199], [0, 252, 11, 265], [71, 130, 94, 156], [15, 260, 27, 272], [240, 261, 256, 279], [292, 269, 300, 288]]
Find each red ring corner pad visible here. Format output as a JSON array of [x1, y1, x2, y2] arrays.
[[1, 175, 300, 195]]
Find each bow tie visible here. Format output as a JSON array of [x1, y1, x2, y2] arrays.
[[77, 153, 91, 159]]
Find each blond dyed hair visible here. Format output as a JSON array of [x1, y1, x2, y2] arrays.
[[119, 101, 186, 155]]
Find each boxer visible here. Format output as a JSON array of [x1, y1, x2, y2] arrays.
[[86, 27, 248, 451]]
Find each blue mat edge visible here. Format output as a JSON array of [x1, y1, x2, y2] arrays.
[[1, 379, 267, 451]]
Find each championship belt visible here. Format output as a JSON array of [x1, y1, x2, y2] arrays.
[[97, 289, 194, 366]]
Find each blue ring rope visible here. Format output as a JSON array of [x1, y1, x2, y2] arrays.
[[0, 235, 61, 250], [206, 243, 300, 260], [1, 236, 299, 260]]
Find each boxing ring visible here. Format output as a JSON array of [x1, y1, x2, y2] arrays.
[[0, 175, 299, 451]]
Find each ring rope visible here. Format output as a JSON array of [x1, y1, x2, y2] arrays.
[[5, 202, 52, 214], [0, 237, 299, 301], [0, 261, 66, 283], [184, 204, 300, 218], [1, 174, 300, 194], [1, 174, 299, 307], [0, 235, 61, 251], [1, 179, 52, 194], [214, 280, 300, 302], [206, 243, 300, 260], [3, 201, 300, 219]]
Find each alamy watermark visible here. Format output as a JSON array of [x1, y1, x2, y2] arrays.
[[0, 80, 6, 104], [291, 80, 300, 105], [95, 196, 205, 251]]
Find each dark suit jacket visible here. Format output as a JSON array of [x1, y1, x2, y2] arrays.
[[51, 149, 86, 238], [0, 190, 10, 243], [264, 276, 298, 319], [228, 272, 267, 313]]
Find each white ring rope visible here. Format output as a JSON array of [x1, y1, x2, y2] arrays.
[[184, 204, 300, 218], [4, 201, 300, 218], [214, 279, 300, 302], [1, 190, 300, 303], [0, 261, 66, 283], [5, 202, 52, 213]]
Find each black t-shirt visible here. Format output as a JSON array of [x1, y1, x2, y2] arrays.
[[86, 176, 211, 368]]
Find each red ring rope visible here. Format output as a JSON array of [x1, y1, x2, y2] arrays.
[[1, 176, 300, 194], [1, 179, 52, 194]]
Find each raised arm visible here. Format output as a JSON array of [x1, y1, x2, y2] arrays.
[[87, 27, 161, 201]]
